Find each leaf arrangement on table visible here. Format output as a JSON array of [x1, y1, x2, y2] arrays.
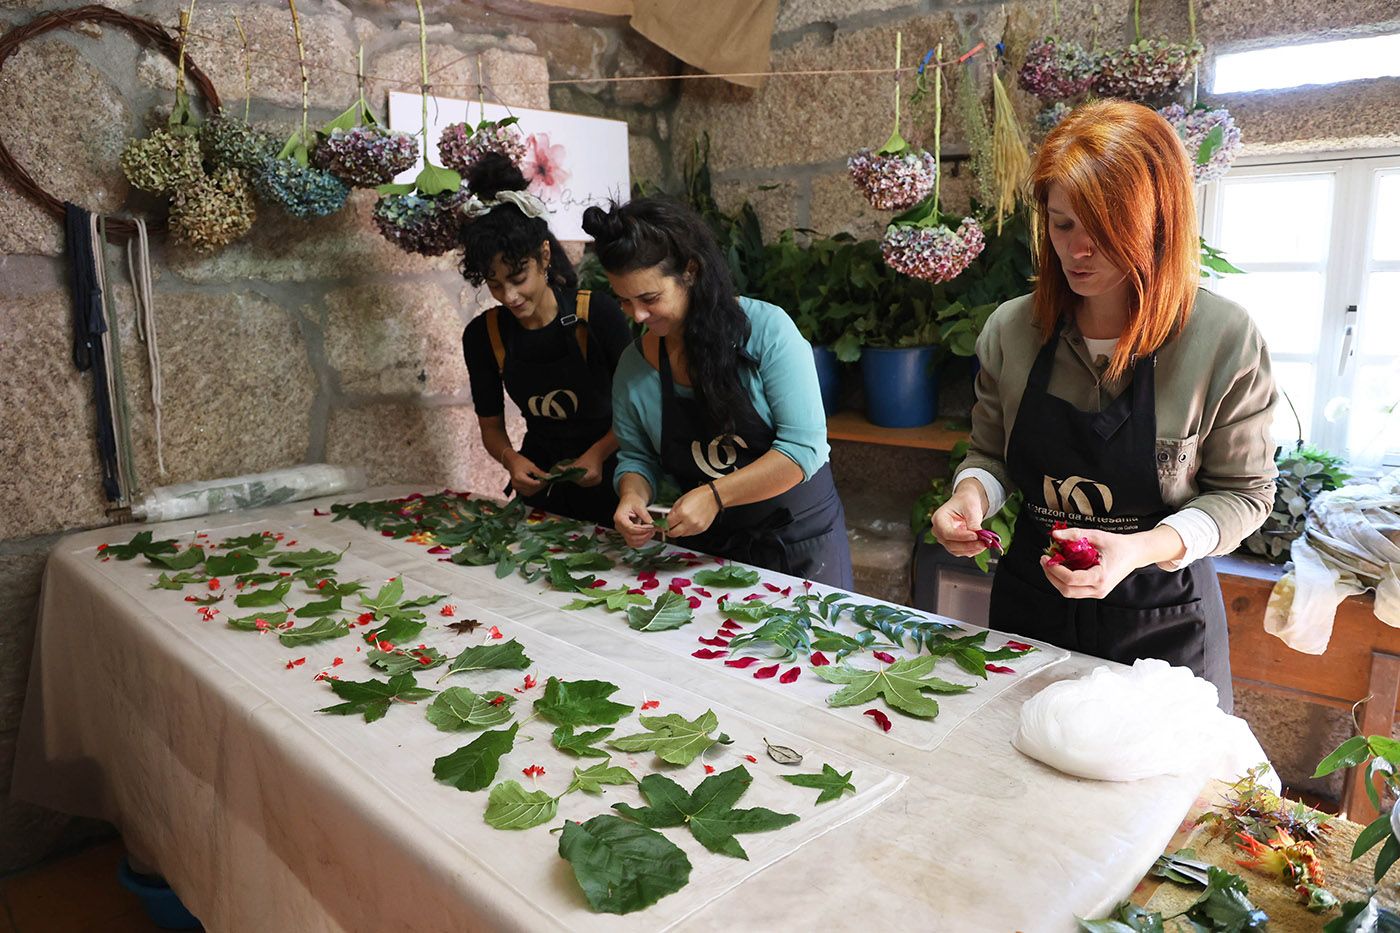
[[94, 489, 1038, 915]]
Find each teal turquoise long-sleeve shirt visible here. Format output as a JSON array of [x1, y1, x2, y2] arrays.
[[611, 296, 830, 495]]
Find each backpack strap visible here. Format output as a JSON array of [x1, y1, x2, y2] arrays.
[[485, 307, 506, 372], [573, 289, 591, 361]]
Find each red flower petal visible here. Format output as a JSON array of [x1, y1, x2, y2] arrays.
[[97, 543, 109, 552], [440, 604, 456, 617], [692, 648, 726, 660], [779, 667, 800, 684], [693, 587, 712, 598], [628, 588, 645, 595], [703, 765, 715, 774], [873, 651, 897, 664], [590, 579, 609, 589], [1005, 640, 1034, 652], [986, 664, 1017, 674], [487, 626, 503, 639], [781, 586, 792, 597], [641, 699, 660, 710], [864, 709, 892, 732], [357, 612, 375, 625], [641, 578, 660, 590], [313, 508, 328, 516], [427, 545, 450, 554], [743, 593, 765, 601], [686, 596, 702, 609], [208, 578, 221, 591], [744, 755, 757, 763], [717, 593, 729, 603], [381, 530, 395, 537], [763, 583, 782, 593], [488, 695, 508, 706], [725, 656, 761, 668], [668, 583, 685, 595], [671, 577, 692, 588], [697, 635, 730, 647], [638, 571, 658, 582], [293, 657, 306, 667], [332, 657, 344, 667], [754, 664, 779, 679], [810, 651, 831, 667]]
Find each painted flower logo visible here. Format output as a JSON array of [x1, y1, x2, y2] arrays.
[[522, 132, 571, 199]]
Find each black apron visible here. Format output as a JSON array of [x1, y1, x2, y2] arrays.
[[655, 336, 853, 589], [490, 289, 619, 525], [987, 322, 1233, 712]]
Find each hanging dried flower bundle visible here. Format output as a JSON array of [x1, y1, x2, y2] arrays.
[[371, 0, 469, 256], [438, 117, 527, 175], [1158, 103, 1242, 184], [252, 0, 349, 220], [880, 44, 985, 284], [121, 127, 204, 195], [199, 14, 276, 176], [310, 46, 420, 188], [990, 63, 1031, 234], [1092, 0, 1203, 103], [169, 165, 256, 253], [848, 32, 937, 212], [1035, 101, 1074, 135], [1017, 36, 1096, 102]]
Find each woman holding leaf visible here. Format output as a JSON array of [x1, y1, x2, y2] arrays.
[[929, 100, 1277, 710], [461, 154, 632, 525], [585, 197, 853, 588]]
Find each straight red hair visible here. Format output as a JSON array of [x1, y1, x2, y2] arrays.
[[1029, 99, 1199, 381]]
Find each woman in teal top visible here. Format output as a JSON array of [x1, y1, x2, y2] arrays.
[[583, 197, 853, 588]]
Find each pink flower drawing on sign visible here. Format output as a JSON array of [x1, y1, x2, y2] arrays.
[[523, 132, 571, 199]]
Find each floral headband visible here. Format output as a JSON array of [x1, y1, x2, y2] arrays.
[[459, 189, 549, 220]]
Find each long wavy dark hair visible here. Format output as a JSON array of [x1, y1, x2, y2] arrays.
[[459, 153, 576, 290], [582, 197, 751, 435]]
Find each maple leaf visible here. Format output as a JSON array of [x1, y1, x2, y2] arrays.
[[151, 571, 208, 590], [690, 566, 761, 588], [437, 638, 532, 683], [566, 761, 638, 795], [216, 533, 278, 556], [433, 723, 519, 791], [608, 710, 720, 766], [484, 780, 557, 830], [425, 687, 515, 731], [625, 590, 694, 632], [278, 617, 351, 647], [562, 586, 649, 612], [612, 766, 800, 860], [780, 763, 857, 804], [368, 646, 446, 674], [364, 611, 427, 646], [146, 545, 205, 571], [534, 678, 634, 728], [317, 673, 435, 723], [552, 725, 615, 758], [557, 815, 692, 915], [234, 579, 293, 608], [815, 656, 971, 719], [446, 619, 483, 635], [100, 531, 177, 561], [226, 610, 288, 632]]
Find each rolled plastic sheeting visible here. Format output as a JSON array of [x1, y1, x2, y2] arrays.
[[131, 464, 366, 523], [1013, 658, 1275, 786]]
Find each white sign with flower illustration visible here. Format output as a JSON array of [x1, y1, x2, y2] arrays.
[[387, 91, 630, 241]]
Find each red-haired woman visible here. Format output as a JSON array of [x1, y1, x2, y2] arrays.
[[930, 100, 1277, 711]]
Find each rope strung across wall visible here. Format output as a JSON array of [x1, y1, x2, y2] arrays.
[[0, 4, 222, 240]]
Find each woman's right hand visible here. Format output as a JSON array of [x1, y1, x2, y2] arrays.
[[930, 480, 990, 558], [614, 493, 655, 548], [503, 450, 546, 496]]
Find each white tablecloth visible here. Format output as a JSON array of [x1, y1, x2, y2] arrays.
[[13, 488, 1243, 931]]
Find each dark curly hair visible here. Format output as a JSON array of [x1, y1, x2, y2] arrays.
[[583, 196, 752, 436], [458, 153, 576, 290]]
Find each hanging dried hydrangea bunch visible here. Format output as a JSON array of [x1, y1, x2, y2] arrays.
[[848, 33, 938, 212], [371, 191, 464, 256], [1036, 101, 1074, 135], [121, 128, 204, 195], [169, 166, 257, 254], [1158, 103, 1242, 184], [882, 216, 987, 283], [438, 117, 527, 175], [201, 114, 277, 174], [309, 47, 420, 188], [1017, 36, 1096, 102], [1092, 0, 1203, 103]]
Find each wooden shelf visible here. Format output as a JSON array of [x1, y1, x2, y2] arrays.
[[826, 410, 971, 451]]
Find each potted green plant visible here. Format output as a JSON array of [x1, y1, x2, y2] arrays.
[[1242, 445, 1349, 563]]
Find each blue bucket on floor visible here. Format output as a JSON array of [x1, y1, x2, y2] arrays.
[[860, 345, 939, 428], [812, 345, 841, 416], [119, 860, 201, 930]]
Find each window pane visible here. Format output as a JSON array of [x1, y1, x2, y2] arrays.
[[1360, 270, 1400, 349], [1206, 271, 1325, 355], [1270, 360, 1315, 448], [1373, 171, 1400, 262], [1212, 32, 1400, 94], [1345, 360, 1400, 464], [1216, 175, 1333, 265]]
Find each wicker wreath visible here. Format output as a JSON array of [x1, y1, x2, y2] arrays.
[[0, 4, 222, 239]]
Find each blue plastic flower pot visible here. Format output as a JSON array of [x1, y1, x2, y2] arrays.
[[119, 860, 201, 930], [812, 345, 841, 416], [860, 345, 939, 428]]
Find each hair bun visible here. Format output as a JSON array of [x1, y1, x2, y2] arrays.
[[465, 152, 528, 199], [582, 203, 626, 242]]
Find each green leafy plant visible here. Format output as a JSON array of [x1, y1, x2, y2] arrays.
[[612, 766, 799, 860], [317, 674, 435, 723], [608, 710, 721, 766], [1313, 734, 1400, 884], [781, 764, 857, 804], [1243, 445, 1349, 563], [815, 656, 971, 719]]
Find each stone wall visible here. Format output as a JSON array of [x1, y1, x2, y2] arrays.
[[0, 0, 668, 873]]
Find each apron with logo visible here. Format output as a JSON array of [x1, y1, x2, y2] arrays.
[[652, 335, 853, 588], [987, 321, 1232, 710], [486, 288, 619, 525]]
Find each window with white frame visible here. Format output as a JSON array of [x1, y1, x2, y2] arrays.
[[1200, 152, 1400, 467]]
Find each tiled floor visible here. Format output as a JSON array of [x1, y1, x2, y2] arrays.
[[0, 841, 185, 933]]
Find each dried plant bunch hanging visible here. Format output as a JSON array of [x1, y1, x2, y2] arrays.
[[200, 14, 277, 175], [990, 59, 1030, 234], [848, 31, 938, 212], [169, 165, 255, 253], [311, 45, 420, 188], [120, 4, 204, 195], [1158, 103, 1242, 184], [1092, 0, 1203, 103], [880, 43, 986, 284]]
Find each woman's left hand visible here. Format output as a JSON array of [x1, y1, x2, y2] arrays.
[[571, 450, 605, 488], [665, 485, 721, 539], [1040, 527, 1147, 599]]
